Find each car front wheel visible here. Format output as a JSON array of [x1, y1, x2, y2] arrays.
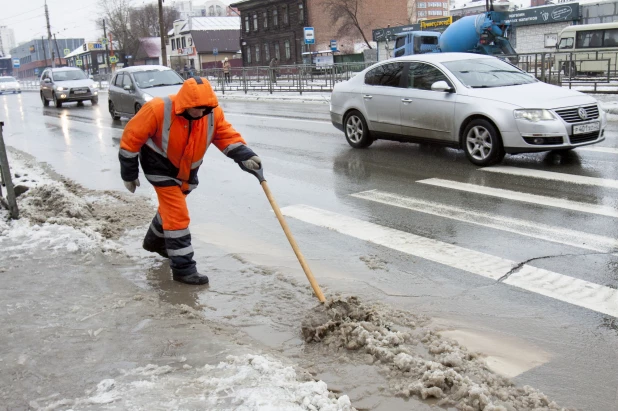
[[53, 93, 62, 108], [109, 101, 120, 120], [135, 103, 142, 114], [344, 110, 372, 149], [463, 119, 505, 166], [91, 97, 98, 105], [41, 92, 49, 107]]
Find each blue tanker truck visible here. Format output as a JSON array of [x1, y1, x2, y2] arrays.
[[392, 1, 517, 59]]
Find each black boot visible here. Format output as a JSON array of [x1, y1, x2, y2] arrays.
[[173, 271, 209, 285]]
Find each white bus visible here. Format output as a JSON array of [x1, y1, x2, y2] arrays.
[[555, 22, 618, 76]]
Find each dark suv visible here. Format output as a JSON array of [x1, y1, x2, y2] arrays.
[[40, 67, 99, 108]]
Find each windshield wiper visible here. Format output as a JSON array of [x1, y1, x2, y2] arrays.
[[470, 85, 495, 88], [151, 82, 182, 87]]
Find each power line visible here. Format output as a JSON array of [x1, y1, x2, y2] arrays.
[[0, 5, 44, 22]]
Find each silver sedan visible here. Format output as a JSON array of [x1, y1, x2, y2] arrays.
[[330, 53, 607, 166]]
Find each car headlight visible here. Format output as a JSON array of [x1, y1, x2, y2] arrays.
[[91, 83, 99, 89], [143, 93, 153, 102], [514, 109, 556, 122], [56, 86, 66, 91]]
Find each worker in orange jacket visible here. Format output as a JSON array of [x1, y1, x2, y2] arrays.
[[118, 77, 261, 285]]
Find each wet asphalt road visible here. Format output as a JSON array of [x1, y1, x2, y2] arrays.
[[2, 91, 618, 410]]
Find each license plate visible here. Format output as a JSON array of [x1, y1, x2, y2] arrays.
[[573, 122, 599, 135], [74, 90, 87, 94]]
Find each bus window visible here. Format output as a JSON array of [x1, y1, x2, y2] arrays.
[[604, 29, 618, 47], [558, 37, 574, 49]]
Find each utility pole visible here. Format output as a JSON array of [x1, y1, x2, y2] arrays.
[[102, 19, 110, 74], [53, 34, 62, 67], [45, 0, 55, 68], [41, 36, 49, 67], [158, 0, 167, 66]]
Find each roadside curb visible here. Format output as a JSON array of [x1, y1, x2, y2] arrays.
[[217, 93, 330, 104]]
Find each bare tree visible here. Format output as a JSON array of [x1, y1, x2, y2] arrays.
[[97, 0, 139, 58], [323, 0, 375, 49], [129, 4, 179, 38]]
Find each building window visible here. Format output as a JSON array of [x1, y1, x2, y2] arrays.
[[171, 38, 176, 50], [263, 11, 268, 29], [182, 37, 187, 48], [216, 5, 223, 16], [284, 39, 290, 59], [255, 45, 260, 63], [418, 2, 426, 8], [273, 8, 278, 27], [209, 5, 215, 16], [264, 43, 270, 61], [274, 42, 280, 60], [247, 46, 252, 63], [253, 13, 258, 31], [418, 11, 427, 17], [299, 3, 304, 23], [245, 16, 250, 32], [282, 5, 289, 25]]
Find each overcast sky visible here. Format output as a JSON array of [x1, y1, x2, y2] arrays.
[[0, 0, 236, 46]]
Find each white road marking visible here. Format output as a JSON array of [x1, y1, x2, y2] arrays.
[[352, 190, 618, 253], [281, 205, 618, 317], [225, 112, 330, 124], [481, 166, 618, 190], [417, 178, 618, 219], [578, 147, 618, 155]]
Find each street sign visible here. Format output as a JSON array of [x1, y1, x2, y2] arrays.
[[76, 59, 83, 66], [304, 27, 315, 45], [34, 68, 39, 75], [93, 43, 103, 49], [109, 56, 118, 64], [213, 48, 218, 56], [101, 38, 108, 46], [12, 59, 20, 68], [330, 40, 337, 51], [63, 48, 70, 56]]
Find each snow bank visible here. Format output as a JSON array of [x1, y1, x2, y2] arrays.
[[302, 297, 568, 411], [31, 355, 354, 411], [0, 151, 153, 253]]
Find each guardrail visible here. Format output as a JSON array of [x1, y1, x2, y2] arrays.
[[0, 121, 19, 219]]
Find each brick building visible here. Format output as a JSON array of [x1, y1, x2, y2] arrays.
[[230, 0, 308, 66], [307, 0, 408, 53], [415, 0, 449, 22]]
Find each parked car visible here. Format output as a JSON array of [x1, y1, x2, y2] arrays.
[[108, 65, 184, 120], [0, 76, 21, 94], [40, 67, 98, 108], [330, 53, 608, 166]]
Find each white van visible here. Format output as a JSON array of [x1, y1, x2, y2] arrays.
[[555, 22, 618, 76]]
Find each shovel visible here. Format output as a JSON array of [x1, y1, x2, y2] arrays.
[[241, 164, 326, 303]]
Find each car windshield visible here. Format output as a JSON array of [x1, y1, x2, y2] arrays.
[[0, 77, 16, 82], [53, 70, 87, 81], [442, 58, 537, 88], [132, 70, 184, 89]]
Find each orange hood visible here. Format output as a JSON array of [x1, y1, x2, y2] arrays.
[[173, 77, 219, 115]]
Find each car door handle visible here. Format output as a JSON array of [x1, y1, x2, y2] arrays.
[[363, 95, 373, 100], [401, 98, 413, 103]]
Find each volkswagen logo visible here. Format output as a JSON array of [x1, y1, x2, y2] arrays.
[[578, 107, 588, 120]]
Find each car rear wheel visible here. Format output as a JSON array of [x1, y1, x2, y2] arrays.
[[135, 103, 142, 114], [53, 93, 62, 108], [463, 119, 505, 166], [41, 92, 49, 107], [344, 110, 372, 149], [109, 101, 121, 120]]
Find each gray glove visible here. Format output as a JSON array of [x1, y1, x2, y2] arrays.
[[123, 178, 140, 193], [241, 156, 262, 170]]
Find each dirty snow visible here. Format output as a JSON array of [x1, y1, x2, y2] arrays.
[[0, 150, 153, 253], [302, 297, 568, 411], [30, 355, 354, 411]]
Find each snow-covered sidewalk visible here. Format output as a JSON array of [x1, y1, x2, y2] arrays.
[[0, 150, 353, 411]]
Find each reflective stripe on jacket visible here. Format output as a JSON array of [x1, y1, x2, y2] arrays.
[[119, 77, 256, 192]]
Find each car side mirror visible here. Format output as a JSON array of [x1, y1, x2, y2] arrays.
[[123, 85, 133, 91], [43, 78, 51, 83], [431, 81, 453, 93]]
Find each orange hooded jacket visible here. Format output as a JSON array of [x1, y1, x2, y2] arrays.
[[119, 77, 255, 192]]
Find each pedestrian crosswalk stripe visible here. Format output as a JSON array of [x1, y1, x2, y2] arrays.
[[417, 178, 618, 219], [352, 190, 618, 253], [281, 205, 618, 318], [578, 147, 618, 155], [480, 166, 618, 190]]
